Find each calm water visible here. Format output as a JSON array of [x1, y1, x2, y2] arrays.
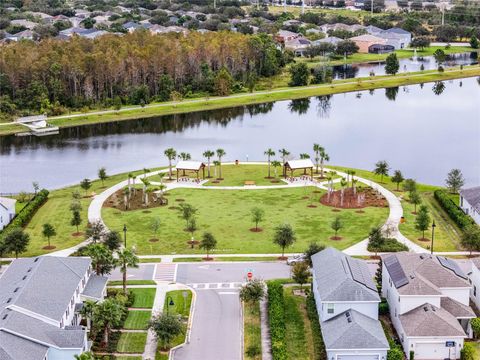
[[333, 52, 478, 79], [1, 77, 479, 193]]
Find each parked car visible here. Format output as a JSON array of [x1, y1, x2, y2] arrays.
[[286, 254, 306, 265]]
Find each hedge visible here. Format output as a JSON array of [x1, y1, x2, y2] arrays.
[[267, 281, 287, 360], [306, 293, 327, 360], [367, 238, 409, 253], [460, 342, 476, 360], [0, 189, 49, 241], [434, 190, 475, 230]]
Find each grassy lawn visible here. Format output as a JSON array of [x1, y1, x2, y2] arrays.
[[130, 288, 156, 308], [284, 287, 315, 360], [173, 256, 280, 262], [244, 301, 262, 360], [139, 258, 162, 263], [164, 290, 192, 318], [155, 351, 170, 360], [103, 186, 388, 255], [124, 310, 152, 330], [116, 332, 148, 353], [203, 165, 282, 186], [109, 280, 157, 286], [10, 167, 163, 257]]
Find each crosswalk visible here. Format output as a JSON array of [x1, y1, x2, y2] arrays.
[[154, 263, 177, 282], [186, 282, 244, 290]]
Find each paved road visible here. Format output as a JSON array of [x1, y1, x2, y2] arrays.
[[109, 264, 155, 281], [173, 262, 290, 360]]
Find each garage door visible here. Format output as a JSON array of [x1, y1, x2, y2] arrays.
[[415, 343, 451, 359], [337, 355, 379, 360]]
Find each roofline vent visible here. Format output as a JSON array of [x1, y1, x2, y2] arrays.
[[423, 306, 429, 312], [13, 287, 19, 293], [2, 314, 7, 320]]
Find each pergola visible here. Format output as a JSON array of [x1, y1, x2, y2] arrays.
[[175, 160, 206, 180], [283, 159, 314, 178]]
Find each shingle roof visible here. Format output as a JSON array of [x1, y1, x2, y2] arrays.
[[82, 275, 108, 300], [400, 303, 467, 337], [322, 310, 389, 350], [0, 331, 48, 360], [382, 253, 470, 295], [386, 27, 411, 35], [471, 257, 480, 270], [350, 34, 386, 42], [440, 297, 476, 319], [460, 186, 480, 212], [311, 248, 379, 302], [0, 257, 91, 321], [285, 159, 314, 170], [175, 161, 205, 171]]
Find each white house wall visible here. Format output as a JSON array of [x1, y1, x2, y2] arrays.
[[440, 288, 470, 306], [47, 347, 83, 360], [327, 349, 388, 360], [469, 265, 480, 309], [404, 336, 464, 360], [460, 197, 480, 225], [320, 301, 379, 321]]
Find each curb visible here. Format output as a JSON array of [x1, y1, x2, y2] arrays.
[[168, 285, 197, 360]]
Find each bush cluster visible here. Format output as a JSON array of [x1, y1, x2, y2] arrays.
[[379, 299, 390, 316], [0, 189, 49, 241], [460, 342, 476, 360], [306, 293, 327, 360], [367, 238, 408, 253], [267, 281, 286, 360], [434, 190, 475, 229]]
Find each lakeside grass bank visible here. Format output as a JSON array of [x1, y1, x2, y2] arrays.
[[1, 66, 478, 137]]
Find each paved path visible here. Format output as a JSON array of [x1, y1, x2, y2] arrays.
[[260, 298, 272, 360], [143, 281, 168, 360]]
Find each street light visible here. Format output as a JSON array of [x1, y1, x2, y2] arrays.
[[123, 224, 127, 247], [430, 220, 436, 255], [166, 296, 175, 315]]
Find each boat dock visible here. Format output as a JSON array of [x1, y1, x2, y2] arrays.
[[14, 115, 59, 136]]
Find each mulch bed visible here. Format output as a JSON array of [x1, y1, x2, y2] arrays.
[[203, 257, 214, 261], [212, 180, 220, 184], [175, 198, 185, 202], [313, 190, 321, 193], [42, 245, 56, 250], [307, 205, 318, 208], [72, 232, 84, 237], [277, 256, 288, 260], [330, 236, 343, 241], [104, 188, 168, 211], [149, 238, 159, 243], [270, 180, 281, 183], [168, 206, 178, 210], [320, 187, 387, 209], [418, 238, 430, 242], [264, 176, 274, 179], [249, 228, 263, 232], [332, 209, 341, 212], [142, 210, 151, 213], [301, 196, 309, 200]]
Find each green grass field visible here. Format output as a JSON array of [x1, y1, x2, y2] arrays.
[[130, 288, 156, 308], [124, 310, 152, 330], [116, 332, 148, 353], [102, 186, 388, 255], [173, 256, 280, 262], [244, 301, 262, 360], [164, 290, 192, 318], [109, 280, 157, 286], [203, 164, 282, 186]]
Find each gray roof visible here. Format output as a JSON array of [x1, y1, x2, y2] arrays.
[[460, 186, 480, 212], [471, 257, 480, 270], [400, 303, 467, 337], [0, 331, 48, 360], [386, 27, 411, 35], [382, 253, 470, 296], [322, 310, 389, 350], [0, 256, 91, 321], [311, 248, 379, 302], [82, 275, 108, 300], [440, 297, 476, 319]]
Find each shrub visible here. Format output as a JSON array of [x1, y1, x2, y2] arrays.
[[434, 190, 475, 230], [410, 350, 415, 360], [460, 342, 475, 360], [0, 189, 49, 241], [267, 281, 286, 360], [471, 318, 480, 339], [246, 344, 261, 358], [306, 293, 327, 360], [367, 237, 408, 252], [379, 300, 389, 315], [387, 347, 404, 360]]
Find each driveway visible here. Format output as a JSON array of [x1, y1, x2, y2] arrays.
[[173, 262, 291, 360]]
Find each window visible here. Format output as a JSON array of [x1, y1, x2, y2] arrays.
[[395, 309, 397, 317], [398, 296, 400, 303], [327, 303, 334, 314], [474, 286, 477, 297]]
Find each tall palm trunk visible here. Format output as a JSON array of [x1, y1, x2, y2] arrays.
[[122, 268, 127, 295], [168, 159, 173, 179], [207, 159, 211, 177], [267, 156, 271, 177]]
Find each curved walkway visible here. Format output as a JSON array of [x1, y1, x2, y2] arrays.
[[49, 162, 426, 257]]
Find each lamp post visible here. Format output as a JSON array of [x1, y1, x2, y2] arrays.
[[123, 224, 127, 248], [166, 296, 175, 315], [430, 220, 436, 255]]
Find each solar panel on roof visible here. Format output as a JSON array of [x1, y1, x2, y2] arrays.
[[437, 256, 468, 280], [346, 257, 377, 292], [384, 255, 409, 288]]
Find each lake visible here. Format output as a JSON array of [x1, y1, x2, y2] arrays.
[[1, 76, 479, 193]]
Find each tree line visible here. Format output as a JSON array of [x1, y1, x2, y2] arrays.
[[0, 30, 287, 117]]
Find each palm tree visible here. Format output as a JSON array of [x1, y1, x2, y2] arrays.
[[278, 148, 290, 164], [145, 186, 153, 206], [143, 167, 150, 179], [80, 300, 96, 331], [373, 160, 390, 183], [164, 148, 177, 179], [123, 187, 130, 210], [350, 170, 356, 187], [158, 172, 166, 185], [75, 352, 95, 360], [117, 248, 139, 295], [140, 178, 150, 204], [272, 160, 282, 178], [216, 149, 226, 179], [352, 178, 358, 195], [213, 160, 220, 178], [93, 298, 124, 345], [203, 150, 215, 178], [264, 148, 275, 178], [158, 184, 167, 202], [178, 152, 191, 161], [340, 177, 348, 206], [319, 149, 329, 178], [127, 173, 133, 193], [313, 144, 324, 174]]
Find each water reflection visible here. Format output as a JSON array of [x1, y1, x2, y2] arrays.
[[1, 77, 479, 192]]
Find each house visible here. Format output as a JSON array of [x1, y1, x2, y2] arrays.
[[0, 197, 16, 230], [381, 253, 475, 359], [312, 36, 343, 46], [123, 21, 143, 33], [275, 30, 300, 43], [5, 30, 35, 41], [468, 257, 480, 310], [459, 186, 480, 225], [350, 34, 387, 53], [365, 25, 383, 35], [0, 256, 108, 359], [311, 248, 390, 360], [377, 28, 412, 49], [10, 19, 37, 30], [284, 37, 311, 56]]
